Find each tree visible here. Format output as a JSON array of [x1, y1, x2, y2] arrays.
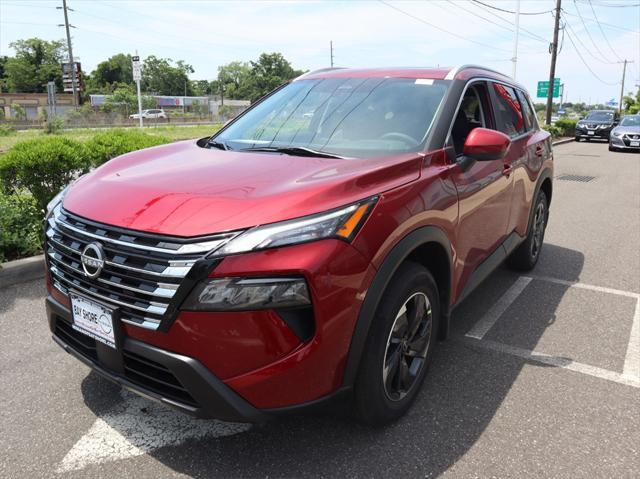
[[623, 89, 640, 114], [216, 61, 252, 99], [3, 38, 66, 93], [87, 53, 133, 93], [103, 84, 154, 116], [0, 56, 8, 92], [248, 53, 304, 102], [141, 56, 194, 96]]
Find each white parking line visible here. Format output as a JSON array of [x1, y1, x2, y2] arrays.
[[623, 300, 640, 380], [465, 276, 532, 340], [57, 390, 251, 473], [462, 337, 640, 389], [528, 275, 640, 299]]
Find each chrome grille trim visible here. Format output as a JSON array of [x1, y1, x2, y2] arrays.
[[45, 205, 236, 330]]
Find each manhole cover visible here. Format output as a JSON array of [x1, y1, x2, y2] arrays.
[[556, 174, 596, 182]]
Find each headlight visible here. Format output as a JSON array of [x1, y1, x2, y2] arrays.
[[46, 186, 69, 215], [576, 122, 585, 128], [612, 131, 623, 138], [182, 276, 311, 311], [210, 197, 377, 257]]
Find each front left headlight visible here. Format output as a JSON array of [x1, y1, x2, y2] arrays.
[[210, 197, 378, 258], [612, 130, 624, 138]]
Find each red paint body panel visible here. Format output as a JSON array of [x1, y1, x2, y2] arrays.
[[63, 141, 420, 237]]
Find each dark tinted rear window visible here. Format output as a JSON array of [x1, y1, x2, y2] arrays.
[[492, 83, 525, 138]]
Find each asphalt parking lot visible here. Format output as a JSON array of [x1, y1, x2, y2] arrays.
[[1, 141, 638, 478]]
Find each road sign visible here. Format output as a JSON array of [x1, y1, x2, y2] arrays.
[[537, 78, 560, 98], [132, 55, 142, 81]]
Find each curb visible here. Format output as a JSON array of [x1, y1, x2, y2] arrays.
[[552, 138, 575, 146], [0, 254, 45, 289]]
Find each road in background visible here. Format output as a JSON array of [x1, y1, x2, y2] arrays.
[[1, 141, 638, 478]]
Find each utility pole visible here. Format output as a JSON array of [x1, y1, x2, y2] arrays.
[[511, 0, 521, 79], [330, 41, 334, 68], [545, 0, 562, 125], [58, 0, 78, 108], [618, 59, 632, 115]]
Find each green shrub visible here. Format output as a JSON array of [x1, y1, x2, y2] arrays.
[[0, 123, 16, 137], [554, 119, 577, 137], [0, 192, 42, 263], [43, 116, 65, 135], [84, 129, 169, 166], [542, 124, 562, 138], [0, 136, 91, 211]]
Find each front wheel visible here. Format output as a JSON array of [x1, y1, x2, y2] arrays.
[[353, 262, 440, 426], [574, 137, 580, 142], [508, 190, 548, 271]]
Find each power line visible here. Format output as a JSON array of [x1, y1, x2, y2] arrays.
[[467, 0, 551, 43], [577, 0, 640, 7], [470, 0, 554, 15], [586, 0, 625, 61], [564, 25, 619, 85], [561, 9, 639, 33], [378, 0, 512, 52], [569, 2, 618, 64]]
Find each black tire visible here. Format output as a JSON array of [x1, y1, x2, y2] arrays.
[[353, 262, 440, 426], [609, 144, 615, 152], [508, 190, 549, 271], [574, 137, 580, 142]]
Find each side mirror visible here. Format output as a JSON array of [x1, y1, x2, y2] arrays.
[[463, 128, 511, 161]]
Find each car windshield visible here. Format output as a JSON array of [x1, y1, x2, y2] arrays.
[[213, 77, 450, 158], [584, 111, 614, 121], [620, 116, 640, 127]]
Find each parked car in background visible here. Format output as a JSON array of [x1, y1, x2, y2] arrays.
[[574, 110, 619, 141], [609, 114, 640, 152], [44, 65, 553, 426], [129, 109, 167, 119]]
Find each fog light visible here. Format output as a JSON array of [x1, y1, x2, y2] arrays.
[[182, 277, 311, 311]]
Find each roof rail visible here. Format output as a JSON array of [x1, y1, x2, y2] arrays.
[[445, 64, 510, 81], [294, 67, 347, 81]]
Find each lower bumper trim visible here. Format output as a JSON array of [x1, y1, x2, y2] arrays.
[[47, 295, 269, 423]]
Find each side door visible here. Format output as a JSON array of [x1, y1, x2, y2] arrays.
[[489, 83, 538, 238], [448, 81, 514, 283]]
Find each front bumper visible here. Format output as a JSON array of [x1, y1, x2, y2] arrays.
[[47, 295, 268, 422], [575, 127, 612, 139], [610, 135, 640, 150]]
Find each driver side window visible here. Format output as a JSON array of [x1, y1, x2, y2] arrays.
[[450, 83, 491, 157]]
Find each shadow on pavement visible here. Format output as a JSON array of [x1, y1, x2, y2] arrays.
[[78, 243, 584, 477]]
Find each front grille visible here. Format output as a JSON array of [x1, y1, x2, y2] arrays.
[[123, 350, 198, 407], [46, 204, 237, 330], [55, 319, 98, 361]]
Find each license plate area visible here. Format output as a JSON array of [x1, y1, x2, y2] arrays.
[[70, 292, 117, 349], [587, 131, 595, 135], [630, 141, 639, 147]]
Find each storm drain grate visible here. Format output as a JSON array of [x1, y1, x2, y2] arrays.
[[556, 174, 596, 183]]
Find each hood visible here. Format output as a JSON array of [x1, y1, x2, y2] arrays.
[[579, 120, 614, 126], [613, 125, 640, 135], [63, 140, 422, 237]]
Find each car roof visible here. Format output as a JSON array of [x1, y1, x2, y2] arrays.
[[297, 65, 521, 88]]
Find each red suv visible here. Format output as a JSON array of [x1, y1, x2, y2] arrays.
[[45, 65, 552, 425]]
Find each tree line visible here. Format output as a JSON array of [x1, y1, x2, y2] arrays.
[[0, 38, 305, 103]]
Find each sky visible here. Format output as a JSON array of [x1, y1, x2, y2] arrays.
[[1, 0, 639, 105]]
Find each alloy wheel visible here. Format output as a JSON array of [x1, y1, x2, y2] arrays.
[[382, 292, 433, 401], [530, 201, 546, 259]]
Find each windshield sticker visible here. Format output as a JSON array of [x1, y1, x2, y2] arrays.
[[415, 79, 434, 85]]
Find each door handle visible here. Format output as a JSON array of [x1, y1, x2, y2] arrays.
[[535, 145, 544, 157], [502, 164, 513, 177]]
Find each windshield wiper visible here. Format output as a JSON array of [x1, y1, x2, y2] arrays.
[[239, 146, 345, 159], [207, 140, 230, 151]]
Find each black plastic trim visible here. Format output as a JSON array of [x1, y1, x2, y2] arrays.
[[341, 226, 453, 388], [47, 295, 268, 422]]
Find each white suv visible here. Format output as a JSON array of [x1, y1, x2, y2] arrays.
[[130, 109, 167, 119]]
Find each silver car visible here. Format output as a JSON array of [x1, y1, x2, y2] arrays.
[[609, 114, 640, 152]]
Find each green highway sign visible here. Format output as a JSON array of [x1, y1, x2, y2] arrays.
[[537, 79, 560, 98]]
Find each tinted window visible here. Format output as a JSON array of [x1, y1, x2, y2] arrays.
[[620, 116, 640, 127], [214, 78, 450, 158], [585, 111, 614, 122], [516, 90, 536, 131], [450, 83, 492, 156], [492, 83, 525, 137]]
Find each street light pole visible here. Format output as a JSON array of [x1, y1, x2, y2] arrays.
[[511, 0, 521, 79]]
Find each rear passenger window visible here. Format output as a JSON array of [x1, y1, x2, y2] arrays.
[[492, 83, 525, 137], [516, 90, 536, 131]]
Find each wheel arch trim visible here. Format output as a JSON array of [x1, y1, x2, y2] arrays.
[[341, 225, 453, 388]]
